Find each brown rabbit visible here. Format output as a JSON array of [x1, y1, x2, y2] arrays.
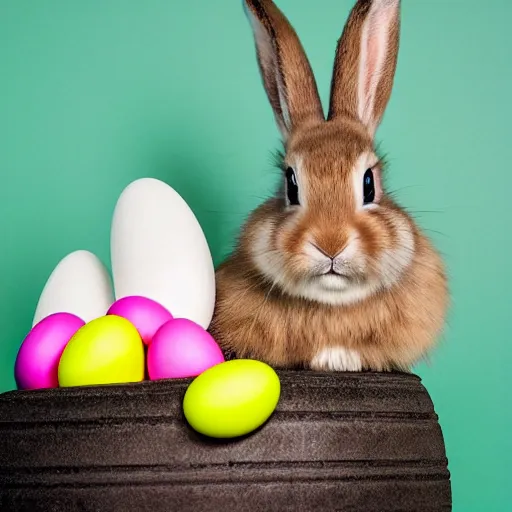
[[209, 0, 448, 372]]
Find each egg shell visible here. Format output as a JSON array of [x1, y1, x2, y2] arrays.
[[58, 315, 145, 387], [183, 359, 281, 438], [147, 318, 224, 380], [14, 313, 85, 390], [107, 295, 173, 345], [110, 178, 215, 330], [33, 250, 114, 326]]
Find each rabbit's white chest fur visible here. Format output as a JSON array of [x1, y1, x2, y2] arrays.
[[310, 347, 362, 372]]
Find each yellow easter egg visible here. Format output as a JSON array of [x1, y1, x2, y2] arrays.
[[183, 359, 280, 438], [58, 315, 144, 387]]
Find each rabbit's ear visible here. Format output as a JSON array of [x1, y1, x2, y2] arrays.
[[244, 0, 324, 140], [327, 0, 400, 135]]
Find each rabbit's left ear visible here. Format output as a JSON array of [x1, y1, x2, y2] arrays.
[[328, 0, 400, 136]]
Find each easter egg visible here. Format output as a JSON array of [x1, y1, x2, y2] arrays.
[[110, 178, 215, 329], [107, 295, 173, 345], [14, 313, 85, 390], [183, 359, 281, 438], [147, 318, 224, 380], [33, 250, 114, 326], [58, 315, 144, 387]]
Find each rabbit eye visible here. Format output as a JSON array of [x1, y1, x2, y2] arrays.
[[363, 169, 375, 204], [286, 167, 300, 206]]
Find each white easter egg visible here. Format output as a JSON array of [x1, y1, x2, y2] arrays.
[[33, 250, 114, 326], [110, 178, 215, 329]]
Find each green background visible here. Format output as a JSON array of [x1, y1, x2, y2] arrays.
[[1, 1, 510, 510]]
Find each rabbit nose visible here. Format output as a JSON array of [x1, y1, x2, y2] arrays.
[[314, 245, 333, 260], [310, 230, 350, 260], [309, 242, 338, 261]]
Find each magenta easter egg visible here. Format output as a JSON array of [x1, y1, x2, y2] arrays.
[[15, 312, 85, 390], [147, 318, 225, 379], [107, 296, 173, 345]]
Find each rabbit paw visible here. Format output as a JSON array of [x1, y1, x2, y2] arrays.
[[310, 347, 362, 372]]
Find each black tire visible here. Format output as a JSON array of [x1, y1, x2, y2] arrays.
[[0, 371, 451, 511]]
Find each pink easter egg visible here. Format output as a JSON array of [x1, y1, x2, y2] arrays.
[[107, 296, 173, 345], [147, 318, 225, 380], [15, 312, 85, 390]]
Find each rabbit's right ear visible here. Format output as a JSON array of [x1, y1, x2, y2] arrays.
[[243, 0, 324, 140]]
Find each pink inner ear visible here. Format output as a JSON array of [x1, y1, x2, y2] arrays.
[[364, 24, 380, 102]]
